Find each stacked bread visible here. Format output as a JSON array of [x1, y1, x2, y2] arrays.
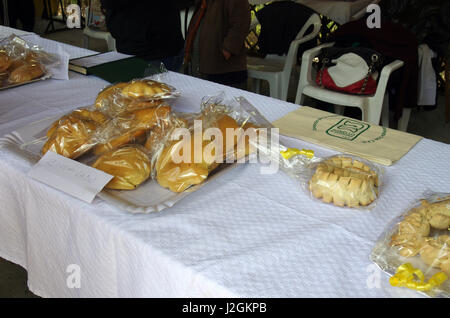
[[390, 197, 450, 276], [309, 156, 379, 207], [42, 79, 176, 190], [42, 81, 260, 192]]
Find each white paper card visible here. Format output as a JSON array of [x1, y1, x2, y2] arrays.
[[28, 151, 114, 203]]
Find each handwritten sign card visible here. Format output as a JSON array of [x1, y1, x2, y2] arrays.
[[28, 151, 113, 203]]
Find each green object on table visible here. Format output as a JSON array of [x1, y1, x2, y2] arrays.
[[86, 57, 160, 83]]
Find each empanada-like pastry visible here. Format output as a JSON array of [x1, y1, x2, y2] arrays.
[[420, 236, 450, 275], [155, 114, 245, 193], [8, 62, 44, 83], [46, 109, 109, 138], [92, 146, 151, 190], [0, 52, 11, 72], [94, 82, 128, 109], [93, 106, 171, 156], [423, 198, 450, 230], [42, 115, 98, 159], [309, 156, 379, 207], [121, 80, 171, 99]]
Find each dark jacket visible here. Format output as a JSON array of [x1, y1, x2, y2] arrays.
[[188, 0, 251, 74], [100, 0, 184, 60], [256, 1, 315, 56]]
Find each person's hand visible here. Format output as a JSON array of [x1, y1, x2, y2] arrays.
[[222, 49, 231, 60]]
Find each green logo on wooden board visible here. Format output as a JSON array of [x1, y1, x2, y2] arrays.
[[325, 119, 370, 141]]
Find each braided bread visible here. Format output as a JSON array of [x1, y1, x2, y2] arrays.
[[309, 156, 379, 207]]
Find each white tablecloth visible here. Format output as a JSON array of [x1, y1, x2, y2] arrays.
[[1, 30, 449, 298]]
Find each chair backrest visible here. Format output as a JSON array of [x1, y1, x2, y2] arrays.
[[283, 13, 321, 74]]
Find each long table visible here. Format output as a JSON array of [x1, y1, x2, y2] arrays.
[[1, 29, 449, 298]]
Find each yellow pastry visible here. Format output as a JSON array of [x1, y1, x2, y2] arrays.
[[92, 146, 151, 190], [309, 156, 379, 207]]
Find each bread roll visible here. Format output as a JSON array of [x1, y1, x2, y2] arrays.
[[155, 114, 246, 193], [309, 156, 379, 207], [42, 115, 98, 159], [46, 109, 109, 138], [0, 52, 11, 72], [424, 198, 450, 230], [121, 80, 171, 99], [8, 62, 44, 83], [94, 82, 128, 109], [93, 106, 171, 156], [92, 146, 151, 190]]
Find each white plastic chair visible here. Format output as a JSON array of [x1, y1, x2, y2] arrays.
[[295, 42, 406, 127], [82, 6, 116, 51], [247, 13, 321, 101]]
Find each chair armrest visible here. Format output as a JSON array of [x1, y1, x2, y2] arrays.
[[374, 59, 404, 99]]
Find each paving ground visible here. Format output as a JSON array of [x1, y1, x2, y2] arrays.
[[1, 18, 449, 298]]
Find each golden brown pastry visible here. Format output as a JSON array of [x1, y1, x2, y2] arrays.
[[420, 235, 450, 275], [93, 106, 171, 156], [8, 62, 44, 83], [309, 156, 379, 207], [155, 114, 247, 193], [94, 82, 128, 109], [7, 59, 26, 72], [46, 109, 109, 138], [155, 138, 210, 193], [423, 198, 450, 230], [92, 146, 151, 190], [42, 115, 98, 159], [121, 80, 171, 99], [390, 207, 430, 257], [0, 52, 11, 72]]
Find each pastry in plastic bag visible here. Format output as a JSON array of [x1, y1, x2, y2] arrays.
[[420, 236, 450, 275], [423, 199, 450, 230], [46, 108, 109, 138], [92, 146, 151, 190], [309, 156, 379, 207], [8, 62, 44, 83], [94, 82, 128, 109], [155, 114, 246, 192], [42, 114, 99, 159], [121, 80, 171, 99], [93, 106, 171, 156], [390, 207, 430, 257], [0, 52, 11, 72]]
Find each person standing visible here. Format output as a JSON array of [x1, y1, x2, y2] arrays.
[[100, 1, 185, 72], [183, 0, 251, 89]]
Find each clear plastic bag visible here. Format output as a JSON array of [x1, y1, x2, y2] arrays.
[[41, 106, 110, 160], [151, 92, 274, 193], [0, 35, 61, 88], [94, 72, 180, 116], [371, 192, 450, 297], [302, 155, 383, 209]]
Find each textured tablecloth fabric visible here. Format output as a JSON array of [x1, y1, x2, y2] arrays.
[[1, 30, 449, 298]]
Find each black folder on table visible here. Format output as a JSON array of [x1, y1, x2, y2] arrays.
[[69, 52, 162, 83]]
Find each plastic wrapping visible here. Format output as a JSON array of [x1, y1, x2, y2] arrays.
[[0, 35, 60, 89], [41, 107, 110, 159], [94, 78, 180, 117], [152, 92, 273, 193], [303, 155, 382, 209], [91, 145, 152, 190], [371, 192, 450, 297]]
